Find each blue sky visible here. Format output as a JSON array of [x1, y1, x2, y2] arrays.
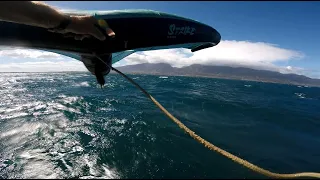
[[1, 1, 320, 78]]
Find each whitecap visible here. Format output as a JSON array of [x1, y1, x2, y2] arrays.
[[79, 81, 90, 87], [74, 81, 90, 87], [159, 76, 168, 79], [295, 93, 306, 99]]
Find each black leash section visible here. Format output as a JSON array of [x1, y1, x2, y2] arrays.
[[93, 52, 320, 179]]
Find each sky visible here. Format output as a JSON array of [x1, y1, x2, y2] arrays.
[[1, 1, 320, 78]]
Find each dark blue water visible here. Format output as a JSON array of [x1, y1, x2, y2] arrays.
[[0, 72, 319, 179]]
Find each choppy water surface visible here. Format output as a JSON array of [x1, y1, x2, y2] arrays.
[[0, 72, 320, 179]]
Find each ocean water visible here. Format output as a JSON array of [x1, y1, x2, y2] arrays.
[[0, 72, 320, 179]]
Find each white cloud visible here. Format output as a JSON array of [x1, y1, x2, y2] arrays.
[[286, 66, 293, 71], [115, 40, 305, 75], [0, 47, 64, 60], [0, 40, 310, 76], [0, 61, 86, 72], [0, 47, 84, 72]]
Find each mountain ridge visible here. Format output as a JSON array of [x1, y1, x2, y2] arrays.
[[114, 63, 320, 87]]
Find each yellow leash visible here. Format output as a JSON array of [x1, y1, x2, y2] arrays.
[[95, 55, 320, 179]]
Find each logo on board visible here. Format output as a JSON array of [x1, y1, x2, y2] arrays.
[[167, 24, 196, 39]]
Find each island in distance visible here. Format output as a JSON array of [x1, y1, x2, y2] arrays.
[[113, 63, 320, 87]]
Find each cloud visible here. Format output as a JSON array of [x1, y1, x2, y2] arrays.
[[115, 40, 305, 75], [0, 61, 86, 72], [0, 40, 310, 76], [0, 47, 64, 60], [0, 47, 84, 72]]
